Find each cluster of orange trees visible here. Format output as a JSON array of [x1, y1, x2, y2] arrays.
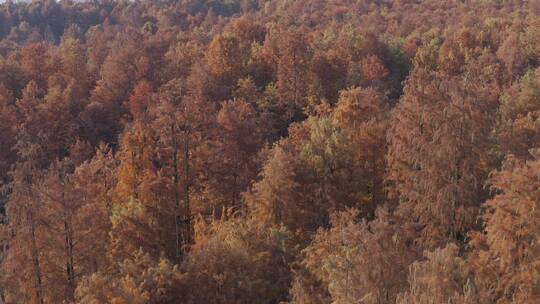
[[0, 0, 539, 303]]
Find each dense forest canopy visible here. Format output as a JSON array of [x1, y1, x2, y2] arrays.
[[0, 0, 539, 303]]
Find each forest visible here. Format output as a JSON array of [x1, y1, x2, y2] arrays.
[[0, 0, 539, 303]]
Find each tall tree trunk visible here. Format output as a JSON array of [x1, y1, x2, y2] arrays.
[[28, 209, 44, 304], [182, 131, 192, 250], [62, 195, 75, 302], [171, 124, 182, 263]]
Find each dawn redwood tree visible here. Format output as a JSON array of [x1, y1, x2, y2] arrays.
[[498, 69, 540, 160], [206, 33, 246, 88], [57, 37, 91, 94], [181, 215, 296, 304], [247, 88, 389, 236], [3, 141, 94, 303], [128, 80, 154, 121], [109, 83, 183, 263], [2, 158, 46, 304], [0, 86, 17, 201], [468, 151, 540, 303], [0, 56, 26, 97], [497, 32, 528, 80], [332, 87, 389, 210], [15, 81, 43, 156], [275, 28, 312, 121], [76, 250, 185, 304], [34, 161, 79, 303], [37, 80, 79, 161], [17, 43, 51, 91], [299, 208, 417, 304], [387, 68, 498, 249], [358, 55, 389, 89], [396, 244, 478, 304], [309, 51, 347, 103], [81, 34, 141, 145], [109, 116, 177, 263], [247, 117, 370, 241], [0, 80, 58, 303], [70, 144, 117, 274], [15, 79, 79, 168], [152, 78, 215, 261], [165, 40, 205, 81], [211, 99, 264, 210]]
